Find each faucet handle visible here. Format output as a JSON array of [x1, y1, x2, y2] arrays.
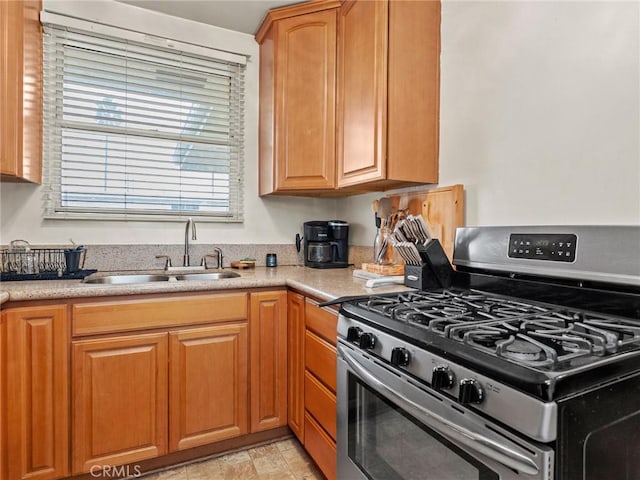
[[155, 255, 172, 270], [213, 247, 224, 269], [202, 249, 223, 269]]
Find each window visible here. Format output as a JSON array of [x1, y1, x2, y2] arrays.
[[42, 24, 245, 221]]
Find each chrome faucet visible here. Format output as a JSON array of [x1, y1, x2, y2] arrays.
[[183, 218, 197, 266]]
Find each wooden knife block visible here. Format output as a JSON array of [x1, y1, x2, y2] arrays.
[[362, 263, 405, 276]]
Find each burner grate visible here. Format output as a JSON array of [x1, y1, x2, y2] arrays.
[[354, 289, 640, 369]]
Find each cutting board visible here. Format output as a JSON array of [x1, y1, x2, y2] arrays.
[[388, 184, 464, 261]]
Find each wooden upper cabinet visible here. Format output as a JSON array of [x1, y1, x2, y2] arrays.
[[337, 0, 387, 188], [337, 0, 441, 189], [0, 0, 42, 183], [257, 1, 340, 195], [4, 304, 69, 480]]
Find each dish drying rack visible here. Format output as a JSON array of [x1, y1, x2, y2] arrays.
[[0, 242, 95, 281], [2, 248, 66, 273]]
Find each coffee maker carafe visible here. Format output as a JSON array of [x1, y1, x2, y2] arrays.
[[303, 220, 349, 268]]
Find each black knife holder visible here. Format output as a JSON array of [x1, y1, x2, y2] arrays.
[[404, 239, 454, 290]]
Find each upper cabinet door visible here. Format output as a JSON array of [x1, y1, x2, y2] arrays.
[[0, 0, 42, 184], [274, 10, 337, 191], [258, 3, 340, 195], [337, 0, 440, 190], [337, 0, 388, 188]]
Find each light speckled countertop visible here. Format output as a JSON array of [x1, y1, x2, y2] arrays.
[[0, 266, 412, 305]]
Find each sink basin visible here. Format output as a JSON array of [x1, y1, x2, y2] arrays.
[[175, 272, 241, 281], [83, 274, 171, 284], [82, 271, 241, 285]]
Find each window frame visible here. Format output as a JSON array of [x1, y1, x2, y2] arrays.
[[41, 19, 246, 223]]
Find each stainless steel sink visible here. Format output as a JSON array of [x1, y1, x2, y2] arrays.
[[174, 272, 241, 281], [83, 274, 171, 284], [83, 271, 241, 284]]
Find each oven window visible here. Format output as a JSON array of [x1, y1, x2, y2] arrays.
[[348, 375, 499, 480], [583, 411, 640, 480]]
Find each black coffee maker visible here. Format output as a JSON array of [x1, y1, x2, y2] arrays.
[[303, 220, 349, 268]]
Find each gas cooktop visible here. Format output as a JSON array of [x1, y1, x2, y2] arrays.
[[347, 289, 640, 373]]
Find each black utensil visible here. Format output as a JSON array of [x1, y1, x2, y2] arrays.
[[295, 233, 302, 253]]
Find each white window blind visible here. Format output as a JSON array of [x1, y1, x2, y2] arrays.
[[42, 24, 245, 221]]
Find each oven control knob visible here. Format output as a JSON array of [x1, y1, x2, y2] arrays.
[[390, 347, 410, 367], [458, 379, 484, 404], [346, 327, 362, 343], [431, 366, 455, 389], [358, 332, 376, 350]]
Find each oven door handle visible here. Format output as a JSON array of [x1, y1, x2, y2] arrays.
[[339, 346, 540, 476]]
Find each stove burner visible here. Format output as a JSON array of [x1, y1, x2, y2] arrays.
[[353, 289, 640, 371], [502, 339, 544, 362]]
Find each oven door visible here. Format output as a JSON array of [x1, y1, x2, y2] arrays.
[[337, 342, 554, 480]]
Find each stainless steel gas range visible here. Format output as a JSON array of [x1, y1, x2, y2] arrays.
[[334, 226, 640, 480]]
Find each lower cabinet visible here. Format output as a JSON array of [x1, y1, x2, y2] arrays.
[[287, 294, 338, 480], [3, 304, 69, 480], [72, 333, 169, 473], [304, 371, 336, 439], [287, 292, 306, 440], [169, 324, 248, 451], [304, 413, 337, 479], [69, 290, 285, 475], [250, 291, 288, 432], [0, 289, 289, 479], [72, 324, 253, 473]]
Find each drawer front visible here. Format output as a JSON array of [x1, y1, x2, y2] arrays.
[[73, 293, 248, 336], [305, 299, 337, 346], [305, 330, 337, 392], [304, 413, 336, 480], [305, 371, 336, 440]]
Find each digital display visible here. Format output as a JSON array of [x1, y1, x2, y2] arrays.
[[508, 234, 577, 262]]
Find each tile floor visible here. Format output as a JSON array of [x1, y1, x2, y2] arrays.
[[142, 438, 324, 480]]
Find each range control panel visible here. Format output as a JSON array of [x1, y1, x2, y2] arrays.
[[508, 233, 577, 262]]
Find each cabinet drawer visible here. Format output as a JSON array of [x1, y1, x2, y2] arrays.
[[305, 298, 337, 345], [305, 371, 336, 440], [304, 412, 336, 480], [73, 293, 248, 336], [305, 330, 336, 392]]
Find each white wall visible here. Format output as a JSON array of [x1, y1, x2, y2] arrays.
[[2, 1, 638, 248], [0, 0, 337, 246], [342, 0, 640, 246]]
